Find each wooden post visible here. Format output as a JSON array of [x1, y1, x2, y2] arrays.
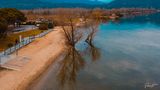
[[0, 55, 1, 66], [16, 46, 18, 56], [19, 35, 22, 42], [9, 47, 11, 54], [4, 50, 6, 56], [15, 39, 19, 56]]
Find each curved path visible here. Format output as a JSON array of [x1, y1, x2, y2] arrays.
[[0, 27, 65, 90]]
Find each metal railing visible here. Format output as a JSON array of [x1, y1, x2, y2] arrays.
[[0, 29, 53, 65]]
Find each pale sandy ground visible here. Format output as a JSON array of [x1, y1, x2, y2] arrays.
[[0, 27, 65, 90]]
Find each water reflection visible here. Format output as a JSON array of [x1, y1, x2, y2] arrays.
[[56, 21, 103, 89], [57, 43, 101, 90], [83, 44, 101, 62], [57, 47, 85, 90]]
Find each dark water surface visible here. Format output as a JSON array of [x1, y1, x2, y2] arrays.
[[29, 13, 160, 90]]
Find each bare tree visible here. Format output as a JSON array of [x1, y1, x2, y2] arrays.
[[85, 20, 99, 46], [56, 9, 83, 47], [78, 9, 92, 25]]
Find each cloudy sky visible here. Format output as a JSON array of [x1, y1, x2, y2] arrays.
[[98, 0, 113, 3]]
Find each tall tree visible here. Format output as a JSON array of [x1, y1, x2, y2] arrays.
[[0, 17, 8, 38], [0, 8, 26, 25]]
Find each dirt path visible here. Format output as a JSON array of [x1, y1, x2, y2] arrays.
[[0, 27, 65, 90]]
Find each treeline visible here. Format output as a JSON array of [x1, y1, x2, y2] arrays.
[[0, 8, 26, 38], [22, 8, 109, 24], [22, 8, 157, 16], [22, 8, 157, 24]]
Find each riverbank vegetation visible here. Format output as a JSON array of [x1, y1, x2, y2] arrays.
[[22, 8, 157, 48], [0, 8, 48, 51], [23, 8, 157, 21], [0, 8, 157, 51]]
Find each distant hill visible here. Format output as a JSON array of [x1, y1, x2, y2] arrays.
[[107, 0, 160, 9], [0, 0, 105, 9], [1, 0, 160, 9], [40, 0, 104, 4], [0, 0, 49, 9]]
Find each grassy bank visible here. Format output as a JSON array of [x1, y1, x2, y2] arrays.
[[0, 29, 43, 51]]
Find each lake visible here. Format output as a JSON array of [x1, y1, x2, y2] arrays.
[[29, 13, 160, 90]]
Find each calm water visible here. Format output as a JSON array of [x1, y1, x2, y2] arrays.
[[29, 13, 160, 90]]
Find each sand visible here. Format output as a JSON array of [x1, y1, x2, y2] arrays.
[[0, 27, 65, 90]]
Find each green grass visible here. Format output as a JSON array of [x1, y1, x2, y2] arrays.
[[0, 29, 44, 51]]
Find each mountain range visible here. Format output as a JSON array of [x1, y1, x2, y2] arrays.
[[107, 0, 160, 8], [0, 0, 160, 9], [39, 0, 104, 4], [0, 0, 105, 9]]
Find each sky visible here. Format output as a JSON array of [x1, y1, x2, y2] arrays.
[[97, 0, 113, 3], [41, 0, 114, 4]]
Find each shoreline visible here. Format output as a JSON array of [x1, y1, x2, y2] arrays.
[[19, 51, 64, 90], [26, 52, 65, 90], [0, 27, 65, 90]]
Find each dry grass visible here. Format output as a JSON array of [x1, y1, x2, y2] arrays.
[[0, 29, 43, 51]]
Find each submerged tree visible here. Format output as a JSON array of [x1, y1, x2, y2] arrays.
[[85, 20, 99, 47], [83, 18, 101, 61]]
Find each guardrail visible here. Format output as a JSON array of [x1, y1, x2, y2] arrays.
[[0, 29, 53, 65]]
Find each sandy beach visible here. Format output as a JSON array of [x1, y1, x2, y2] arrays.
[[0, 27, 65, 90]]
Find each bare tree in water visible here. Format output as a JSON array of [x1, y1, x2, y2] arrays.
[[85, 20, 99, 47], [56, 9, 101, 89], [84, 19, 101, 61], [56, 9, 83, 47]]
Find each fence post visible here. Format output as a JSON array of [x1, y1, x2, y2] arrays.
[[4, 50, 6, 56], [16, 47, 18, 56], [19, 43, 20, 48], [9, 47, 11, 54], [15, 44, 18, 56], [28, 38, 29, 44], [0, 55, 1, 66]]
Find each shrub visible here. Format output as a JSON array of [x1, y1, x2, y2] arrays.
[[48, 22, 54, 29], [39, 23, 48, 30], [26, 21, 35, 25]]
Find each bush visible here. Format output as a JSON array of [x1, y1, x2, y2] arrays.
[[48, 22, 54, 29], [26, 21, 35, 25], [39, 23, 48, 30]]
